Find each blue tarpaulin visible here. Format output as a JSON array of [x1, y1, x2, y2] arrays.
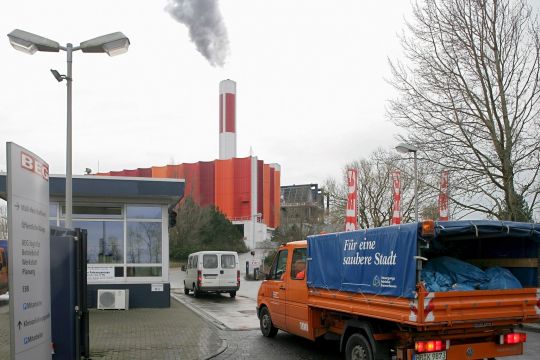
[[307, 223, 418, 298]]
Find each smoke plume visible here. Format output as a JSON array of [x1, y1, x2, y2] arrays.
[[165, 0, 229, 67]]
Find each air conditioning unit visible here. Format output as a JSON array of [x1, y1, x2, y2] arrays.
[[97, 289, 129, 310]]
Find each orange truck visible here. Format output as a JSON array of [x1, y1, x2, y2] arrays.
[[257, 220, 540, 360]]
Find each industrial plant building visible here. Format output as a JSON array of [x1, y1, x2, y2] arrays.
[[100, 80, 281, 248]]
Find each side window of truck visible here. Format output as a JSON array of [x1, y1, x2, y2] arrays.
[[270, 250, 288, 280], [291, 248, 307, 280]]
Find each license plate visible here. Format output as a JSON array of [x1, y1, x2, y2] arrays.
[[414, 351, 446, 360]]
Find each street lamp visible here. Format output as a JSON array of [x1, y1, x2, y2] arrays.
[[395, 142, 418, 223], [8, 29, 130, 228]]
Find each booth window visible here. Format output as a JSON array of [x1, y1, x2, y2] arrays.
[[126, 222, 162, 263], [126, 205, 163, 278], [62, 204, 122, 218], [74, 221, 124, 264], [127, 267, 162, 277], [126, 206, 162, 219]]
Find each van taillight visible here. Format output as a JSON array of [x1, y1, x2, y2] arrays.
[[500, 333, 527, 345], [197, 270, 202, 287], [415, 340, 447, 353], [237, 270, 240, 286]]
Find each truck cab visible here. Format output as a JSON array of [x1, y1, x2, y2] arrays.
[[257, 241, 313, 339]]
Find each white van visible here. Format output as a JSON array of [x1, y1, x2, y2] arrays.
[[184, 251, 240, 298]]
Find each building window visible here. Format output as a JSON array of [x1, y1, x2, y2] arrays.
[[74, 221, 124, 264], [127, 222, 162, 264], [126, 267, 162, 277], [62, 204, 122, 218], [126, 205, 162, 219]]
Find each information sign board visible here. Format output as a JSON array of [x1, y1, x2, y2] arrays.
[[7, 143, 51, 360]]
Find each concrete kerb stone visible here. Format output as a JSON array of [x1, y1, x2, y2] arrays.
[[170, 293, 229, 358]]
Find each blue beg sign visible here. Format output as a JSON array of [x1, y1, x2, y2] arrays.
[[307, 223, 418, 298]]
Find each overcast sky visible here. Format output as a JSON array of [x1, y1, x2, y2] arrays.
[[1, 1, 538, 187]]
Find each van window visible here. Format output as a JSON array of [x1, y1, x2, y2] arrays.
[[270, 250, 288, 280], [193, 256, 198, 268], [221, 254, 236, 269], [203, 254, 218, 269], [187, 256, 192, 269]]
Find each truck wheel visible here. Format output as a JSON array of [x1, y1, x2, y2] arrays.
[[193, 285, 201, 298], [260, 307, 278, 338], [345, 333, 373, 360], [184, 287, 189, 295], [229, 291, 236, 298]]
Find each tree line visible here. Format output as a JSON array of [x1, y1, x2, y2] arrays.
[[169, 197, 247, 260], [323, 0, 539, 229]]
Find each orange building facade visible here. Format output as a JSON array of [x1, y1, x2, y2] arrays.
[[101, 156, 280, 229]]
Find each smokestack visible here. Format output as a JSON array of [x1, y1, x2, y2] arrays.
[[219, 79, 236, 159]]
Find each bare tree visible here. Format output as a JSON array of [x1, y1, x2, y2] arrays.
[[0, 201, 7, 239], [388, 0, 540, 221], [323, 148, 440, 230]]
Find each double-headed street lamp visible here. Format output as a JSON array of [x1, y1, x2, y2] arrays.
[[395, 142, 419, 223], [7, 29, 130, 228]]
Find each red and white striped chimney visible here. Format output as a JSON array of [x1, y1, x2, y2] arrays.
[[219, 79, 236, 160]]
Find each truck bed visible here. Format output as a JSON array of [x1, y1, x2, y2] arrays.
[[307, 286, 540, 330]]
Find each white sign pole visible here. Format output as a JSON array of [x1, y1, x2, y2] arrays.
[[7, 143, 51, 360]]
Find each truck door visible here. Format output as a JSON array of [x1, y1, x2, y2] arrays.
[[265, 249, 289, 330], [285, 247, 311, 338]]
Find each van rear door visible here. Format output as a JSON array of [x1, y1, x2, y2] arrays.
[[220, 253, 238, 289], [201, 253, 220, 288]]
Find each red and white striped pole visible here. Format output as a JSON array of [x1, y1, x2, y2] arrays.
[[438, 170, 449, 221], [345, 169, 358, 231], [391, 171, 401, 225]]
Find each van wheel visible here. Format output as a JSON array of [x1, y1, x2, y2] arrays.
[[345, 333, 373, 360], [184, 287, 189, 295], [229, 291, 236, 298], [260, 307, 278, 338], [193, 285, 201, 298]]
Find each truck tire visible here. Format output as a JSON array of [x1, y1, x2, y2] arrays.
[[345, 333, 373, 360], [229, 291, 236, 298], [194, 285, 201, 298], [259, 307, 278, 338], [184, 287, 189, 295]]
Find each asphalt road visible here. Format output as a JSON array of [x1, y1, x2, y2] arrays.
[[169, 267, 540, 360]]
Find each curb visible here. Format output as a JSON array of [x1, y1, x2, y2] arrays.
[[170, 293, 229, 359], [204, 339, 228, 360], [170, 292, 229, 330]]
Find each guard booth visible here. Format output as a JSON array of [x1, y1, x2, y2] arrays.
[[0, 174, 185, 308]]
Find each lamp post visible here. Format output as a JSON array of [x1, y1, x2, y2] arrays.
[[8, 29, 130, 228], [395, 143, 418, 223]]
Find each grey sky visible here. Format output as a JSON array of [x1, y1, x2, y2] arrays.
[[1, 1, 538, 187]]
